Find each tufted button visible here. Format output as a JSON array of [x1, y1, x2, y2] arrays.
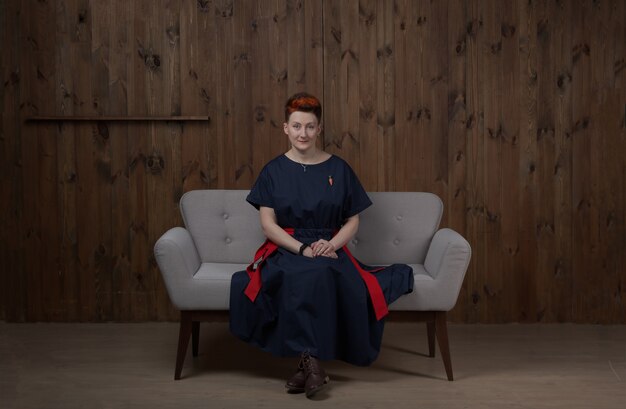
[[225, 237, 232, 244], [223, 213, 229, 220], [396, 215, 403, 221], [393, 239, 400, 245], [352, 239, 359, 245]]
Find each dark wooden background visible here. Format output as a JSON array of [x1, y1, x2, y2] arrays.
[[1, 0, 624, 323]]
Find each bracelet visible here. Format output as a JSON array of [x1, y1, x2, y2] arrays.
[[298, 243, 310, 255]]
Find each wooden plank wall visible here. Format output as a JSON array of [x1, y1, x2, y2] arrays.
[[1, 0, 624, 323]]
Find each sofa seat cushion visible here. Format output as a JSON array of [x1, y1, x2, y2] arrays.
[[171, 262, 436, 311], [194, 262, 248, 281], [388, 264, 457, 312], [166, 263, 244, 310]]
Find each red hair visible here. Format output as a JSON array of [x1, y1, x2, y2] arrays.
[[284, 92, 322, 122]]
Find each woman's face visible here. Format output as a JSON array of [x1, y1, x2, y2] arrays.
[[283, 111, 321, 153]]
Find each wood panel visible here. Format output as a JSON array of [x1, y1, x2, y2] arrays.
[[0, 0, 26, 322], [446, 0, 468, 322], [108, 0, 132, 322], [463, 0, 487, 322], [1, 0, 624, 323]]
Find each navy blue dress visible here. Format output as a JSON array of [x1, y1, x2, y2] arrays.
[[229, 154, 413, 366]]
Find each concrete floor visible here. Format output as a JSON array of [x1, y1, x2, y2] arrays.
[[1, 322, 625, 409]]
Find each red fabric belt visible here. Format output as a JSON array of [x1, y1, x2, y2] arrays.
[[243, 228, 294, 302], [244, 228, 389, 321], [341, 246, 388, 320]]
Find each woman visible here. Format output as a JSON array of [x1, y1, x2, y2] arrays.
[[229, 92, 413, 398]]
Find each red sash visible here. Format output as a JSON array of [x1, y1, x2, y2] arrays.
[[244, 228, 294, 301], [342, 246, 388, 320], [244, 229, 389, 321]]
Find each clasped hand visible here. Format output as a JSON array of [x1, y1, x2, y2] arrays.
[[305, 239, 338, 259]]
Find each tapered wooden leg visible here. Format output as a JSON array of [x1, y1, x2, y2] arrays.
[[427, 321, 436, 357], [434, 311, 453, 381], [192, 321, 200, 357], [175, 311, 192, 380]]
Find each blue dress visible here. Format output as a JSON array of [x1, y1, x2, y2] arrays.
[[229, 154, 413, 366]]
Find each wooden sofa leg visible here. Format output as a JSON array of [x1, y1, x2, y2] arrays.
[[427, 321, 436, 357], [435, 311, 453, 381], [192, 321, 200, 357], [175, 311, 193, 380]]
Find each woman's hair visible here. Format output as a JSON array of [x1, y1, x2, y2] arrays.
[[284, 92, 322, 122]]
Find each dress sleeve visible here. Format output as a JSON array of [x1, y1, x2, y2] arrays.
[[343, 164, 372, 219], [246, 166, 274, 210]]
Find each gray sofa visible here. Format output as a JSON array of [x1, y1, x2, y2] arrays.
[[154, 190, 471, 380]]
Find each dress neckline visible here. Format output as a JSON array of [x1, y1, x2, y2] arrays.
[[282, 153, 334, 171]]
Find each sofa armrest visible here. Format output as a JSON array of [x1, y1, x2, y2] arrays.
[[424, 228, 471, 299], [154, 226, 202, 283]]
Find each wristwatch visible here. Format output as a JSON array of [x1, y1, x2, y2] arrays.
[[298, 243, 310, 255]]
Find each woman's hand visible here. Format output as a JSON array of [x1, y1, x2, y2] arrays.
[[302, 246, 315, 258], [310, 240, 338, 259]]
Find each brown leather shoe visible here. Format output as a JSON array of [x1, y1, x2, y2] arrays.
[[285, 359, 306, 393], [301, 352, 330, 398]]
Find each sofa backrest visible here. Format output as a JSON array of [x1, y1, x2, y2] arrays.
[[348, 192, 442, 265], [179, 190, 442, 265], [180, 190, 264, 264]]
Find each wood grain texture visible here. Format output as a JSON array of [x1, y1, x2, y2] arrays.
[[1, 0, 624, 323], [0, 0, 26, 322], [446, 0, 468, 322]]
